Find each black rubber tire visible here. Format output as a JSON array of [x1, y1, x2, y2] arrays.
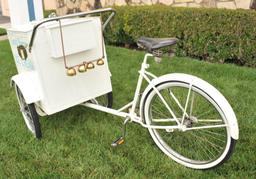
[[90, 92, 113, 108], [106, 92, 113, 108], [15, 85, 42, 139], [142, 80, 236, 169]]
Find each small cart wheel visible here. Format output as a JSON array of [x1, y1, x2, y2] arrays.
[[14, 84, 42, 139], [90, 92, 113, 108]]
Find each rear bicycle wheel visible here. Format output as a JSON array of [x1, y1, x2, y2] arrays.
[[143, 80, 236, 169], [14, 84, 42, 139]]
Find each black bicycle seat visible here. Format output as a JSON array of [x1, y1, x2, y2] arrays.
[[137, 37, 178, 52]]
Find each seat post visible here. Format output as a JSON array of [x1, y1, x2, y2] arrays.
[[129, 53, 153, 119], [142, 53, 153, 65]]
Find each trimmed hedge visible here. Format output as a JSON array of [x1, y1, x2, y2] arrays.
[[105, 5, 256, 67], [0, 28, 7, 36], [44, 10, 56, 18]]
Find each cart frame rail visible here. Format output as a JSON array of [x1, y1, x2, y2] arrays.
[[28, 8, 115, 52]]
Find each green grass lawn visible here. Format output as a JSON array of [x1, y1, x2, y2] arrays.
[[0, 28, 7, 36], [0, 40, 255, 178]]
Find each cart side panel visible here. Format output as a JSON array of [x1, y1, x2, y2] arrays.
[[46, 18, 97, 59], [7, 28, 34, 74], [31, 17, 112, 115]]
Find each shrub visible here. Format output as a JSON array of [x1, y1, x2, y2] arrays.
[[105, 5, 256, 67], [0, 28, 7, 36], [44, 10, 56, 18]]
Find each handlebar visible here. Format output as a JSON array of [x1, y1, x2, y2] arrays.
[[28, 8, 116, 52]]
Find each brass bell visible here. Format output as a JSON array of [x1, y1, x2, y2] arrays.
[[78, 64, 87, 73], [67, 68, 76, 76], [17, 45, 28, 60], [97, 59, 104, 66], [87, 62, 95, 69]]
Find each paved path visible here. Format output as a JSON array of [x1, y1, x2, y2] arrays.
[[0, 23, 10, 29], [0, 35, 8, 41], [0, 16, 10, 41], [0, 16, 10, 24], [0, 16, 10, 29]]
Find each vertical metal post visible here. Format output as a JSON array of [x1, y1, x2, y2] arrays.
[[27, 0, 36, 21], [130, 54, 152, 117]]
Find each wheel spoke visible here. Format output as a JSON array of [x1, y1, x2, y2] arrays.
[[152, 118, 176, 122], [184, 124, 227, 131], [168, 89, 188, 117], [190, 132, 215, 160], [201, 129, 226, 137], [189, 91, 195, 117], [197, 119, 223, 122], [197, 108, 215, 119], [151, 104, 170, 119], [144, 81, 233, 168], [15, 85, 41, 138], [196, 130, 226, 143], [181, 84, 192, 124], [191, 131, 223, 151], [153, 88, 179, 123]]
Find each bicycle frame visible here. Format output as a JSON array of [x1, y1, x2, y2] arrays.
[[82, 52, 229, 132], [82, 53, 182, 130]]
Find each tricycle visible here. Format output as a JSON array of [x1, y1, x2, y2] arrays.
[[8, 8, 239, 169]]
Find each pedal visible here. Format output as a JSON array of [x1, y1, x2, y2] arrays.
[[111, 136, 125, 147], [111, 117, 129, 147]]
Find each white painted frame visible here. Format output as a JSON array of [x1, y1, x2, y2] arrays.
[[82, 54, 176, 129], [81, 53, 238, 139]]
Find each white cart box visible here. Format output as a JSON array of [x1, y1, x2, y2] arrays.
[[8, 17, 112, 115]]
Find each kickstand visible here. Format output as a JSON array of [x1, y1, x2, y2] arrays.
[[111, 117, 129, 147]]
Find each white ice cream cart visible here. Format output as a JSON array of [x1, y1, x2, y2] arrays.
[[9, 8, 116, 138], [8, 1, 239, 170]]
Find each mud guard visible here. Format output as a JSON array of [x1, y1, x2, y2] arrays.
[[11, 71, 43, 104], [140, 73, 239, 140]]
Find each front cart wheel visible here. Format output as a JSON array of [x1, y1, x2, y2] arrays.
[[89, 92, 113, 108], [14, 84, 42, 139], [143, 80, 236, 169]]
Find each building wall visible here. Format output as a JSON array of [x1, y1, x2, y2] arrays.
[[0, 0, 9, 16], [0, 0, 254, 17], [56, 0, 254, 15], [44, 0, 57, 10], [0, 0, 56, 17], [170, 0, 251, 9]]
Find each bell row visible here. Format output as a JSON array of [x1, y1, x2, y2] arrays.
[[66, 59, 105, 76]]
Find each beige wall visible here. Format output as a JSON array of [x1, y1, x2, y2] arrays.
[[0, 0, 56, 17], [0, 0, 9, 16], [44, 0, 57, 10], [0, 0, 254, 17], [167, 0, 252, 9], [56, 0, 254, 15]]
